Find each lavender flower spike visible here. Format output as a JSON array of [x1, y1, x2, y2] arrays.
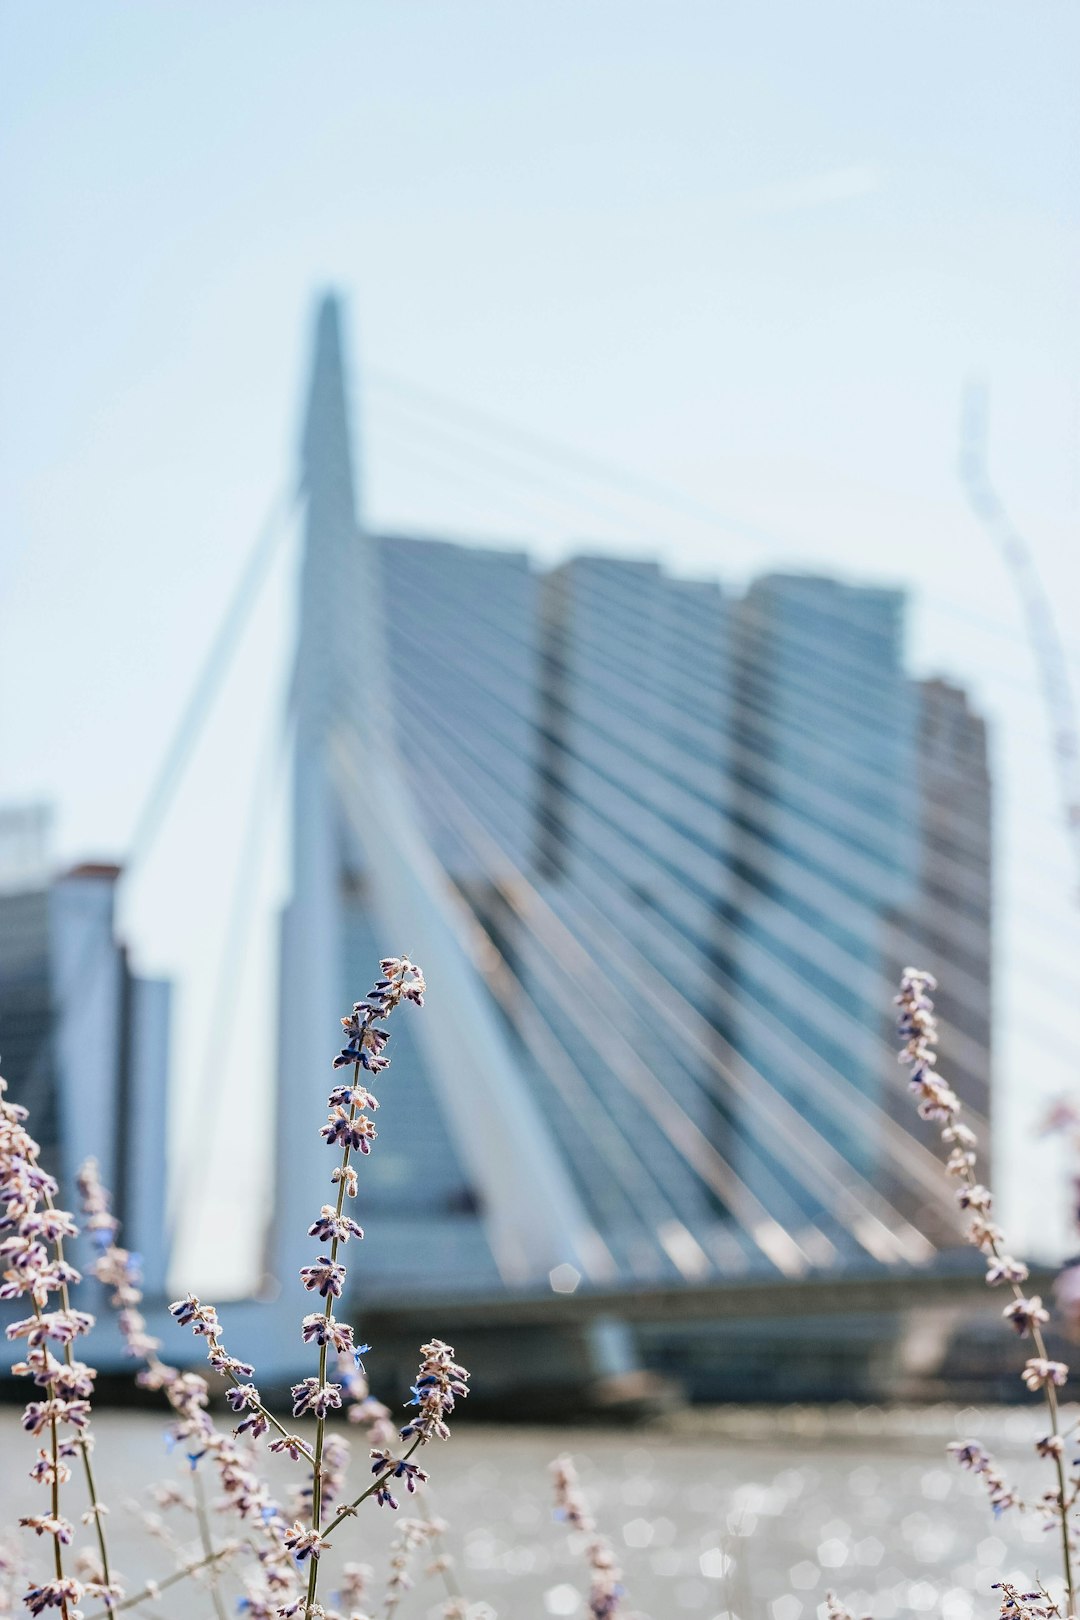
[[897, 969, 1075, 1613], [399, 1340, 470, 1445], [551, 1454, 624, 1619], [301, 956, 427, 1620], [80, 1158, 295, 1607], [1, 1070, 118, 1610]]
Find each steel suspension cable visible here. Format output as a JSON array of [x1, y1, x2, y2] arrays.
[[396, 696, 963, 1234], [388, 657, 995, 1174], [383, 559, 998, 1098], [15, 490, 297, 1117], [405, 740, 947, 1262], [421, 816, 708, 1279]]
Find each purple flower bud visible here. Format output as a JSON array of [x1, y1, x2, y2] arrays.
[[299, 1256, 346, 1299]]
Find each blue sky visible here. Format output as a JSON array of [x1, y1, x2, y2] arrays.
[[2, 2, 1079, 1286]]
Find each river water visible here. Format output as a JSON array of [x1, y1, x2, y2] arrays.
[[0, 1404, 1066, 1618]]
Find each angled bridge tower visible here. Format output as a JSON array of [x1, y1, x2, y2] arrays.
[[270, 295, 607, 1312]]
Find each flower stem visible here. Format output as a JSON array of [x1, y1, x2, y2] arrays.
[[192, 1466, 228, 1620], [50, 1408, 64, 1608], [901, 973, 1076, 1617], [30, 1280, 71, 1615], [305, 1059, 362, 1618], [83, 1543, 242, 1620], [49, 1206, 114, 1594], [420, 1495, 465, 1605], [957, 1155, 1076, 1612], [323, 1437, 425, 1538]]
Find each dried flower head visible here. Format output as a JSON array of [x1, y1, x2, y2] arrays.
[[399, 1341, 470, 1445]]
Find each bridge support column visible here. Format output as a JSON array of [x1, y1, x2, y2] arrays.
[[889, 1304, 968, 1398], [584, 1314, 680, 1413]]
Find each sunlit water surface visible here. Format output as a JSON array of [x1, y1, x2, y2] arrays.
[[0, 1405, 1067, 1618]]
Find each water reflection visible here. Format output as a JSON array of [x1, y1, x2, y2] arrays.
[[0, 1404, 1066, 1617]]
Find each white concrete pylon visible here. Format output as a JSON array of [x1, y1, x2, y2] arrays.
[[329, 728, 615, 1290], [272, 291, 610, 1299]]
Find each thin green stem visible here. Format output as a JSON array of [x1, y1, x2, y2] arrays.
[[1031, 1327, 1076, 1616], [28, 1288, 70, 1616], [322, 1437, 425, 1539], [306, 1059, 362, 1617], [49, 1206, 114, 1593], [192, 1467, 228, 1620], [419, 1494, 464, 1604], [82, 1543, 242, 1620], [438, 1556, 465, 1604], [956, 1159, 1076, 1613], [50, 1409, 63, 1577], [905, 976, 1076, 1611]]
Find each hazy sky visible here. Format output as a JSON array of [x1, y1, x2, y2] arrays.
[[2, 2, 1079, 1286]]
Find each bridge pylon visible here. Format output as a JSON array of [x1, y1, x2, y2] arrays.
[[267, 295, 623, 1376]]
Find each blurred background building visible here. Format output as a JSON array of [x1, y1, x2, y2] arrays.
[[0, 805, 171, 1299], [270, 295, 993, 1315], [0, 296, 996, 1392]]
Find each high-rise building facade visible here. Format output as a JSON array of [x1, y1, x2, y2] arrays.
[[881, 677, 993, 1242]]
